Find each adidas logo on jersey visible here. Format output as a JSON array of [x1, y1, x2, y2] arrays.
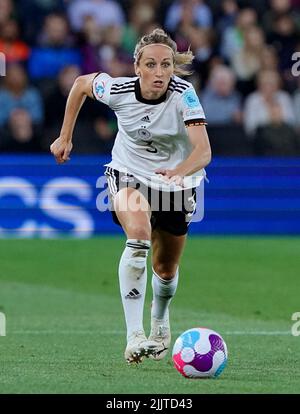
[[125, 288, 141, 299], [141, 115, 151, 123]]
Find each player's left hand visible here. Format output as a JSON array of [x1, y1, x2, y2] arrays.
[[155, 168, 184, 187]]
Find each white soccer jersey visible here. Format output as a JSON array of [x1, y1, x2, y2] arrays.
[[92, 73, 207, 191]]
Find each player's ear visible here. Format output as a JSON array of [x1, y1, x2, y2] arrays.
[[134, 63, 141, 77]]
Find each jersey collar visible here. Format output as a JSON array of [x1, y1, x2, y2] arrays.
[[135, 79, 170, 105]]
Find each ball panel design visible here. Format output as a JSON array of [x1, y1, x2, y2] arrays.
[[194, 333, 211, 354], [183, 364, 210, 378], [181, 347, 195, 363], [173, 353, 186, 377], [192, 352, 213, 372], [180, 329, 200, 349], [214, 358, 227, 378], [172, 336, 183, 355]]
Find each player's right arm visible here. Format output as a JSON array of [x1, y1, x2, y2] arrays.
[[50, 73, 97, 164]]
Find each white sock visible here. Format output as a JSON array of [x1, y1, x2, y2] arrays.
[[118, 239, 150, 341], [151, 268, 179, 321]]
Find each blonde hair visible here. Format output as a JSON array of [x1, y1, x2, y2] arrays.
[[134, 28, 194, 77]]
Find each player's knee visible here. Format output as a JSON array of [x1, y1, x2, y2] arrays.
[[154, 263, 178, 281], [125, 223, 151, 241]]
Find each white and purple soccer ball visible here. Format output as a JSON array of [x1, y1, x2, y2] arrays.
[[172, 327, 228, 379]]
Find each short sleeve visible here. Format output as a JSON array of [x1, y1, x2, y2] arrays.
[[92, 72, 113, 106], [179, 86, 207, 126]]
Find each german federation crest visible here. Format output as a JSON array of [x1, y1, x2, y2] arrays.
[[137, 129, 152, 141]]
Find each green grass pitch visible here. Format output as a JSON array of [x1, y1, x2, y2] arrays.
[[0, 236, 299, 394]]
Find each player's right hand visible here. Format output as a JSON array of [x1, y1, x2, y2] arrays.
[[50, 137, 73, 164], [155, 168, 185, 187]]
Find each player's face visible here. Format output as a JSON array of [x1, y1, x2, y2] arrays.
[[136, 45, 174, 99]]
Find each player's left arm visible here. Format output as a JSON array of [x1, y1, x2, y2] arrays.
[[156, 124, 211, 186], [175, 124, 211, 176]]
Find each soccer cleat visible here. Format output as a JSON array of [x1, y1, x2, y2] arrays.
[[124, 330, 159, 364], [148, 313, 171, 361]]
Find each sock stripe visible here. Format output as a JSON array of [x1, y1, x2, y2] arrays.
[[126, 241, 150, 250]]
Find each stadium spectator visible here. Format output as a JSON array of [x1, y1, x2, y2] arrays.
[[96, 25, 134, 77], [43, 64, 116, 153], [186, 26, 216, 88], [267, 13, 300, 89], [79, 15, 106, 74], [121, 1, 156, 55], [28, 13, 81, 81], [67, 0, 125, 33], [0, 0, 14, 26], [15, 0, 66, 43], [0, 108, 43, 152], [0, 19, 30, 64], [0, 63, 43, 127], [216, 0, 239, 36], [262, 0, 300, 35], [201, 64, 242, 125], [0, 0, 297, 157], [168, 3, 202, 52], [220, 7, 257, 61], [80, 10, 158, 75], [242, 0, 269, 17], [44, 64, 83, 129], [231, 25, 266, 96], [253, 114, 300, 155], [244, 70, 295, 137], [259, 45, 279, 72], [90, 115, 117, 153], [164, 0, 213, 34]]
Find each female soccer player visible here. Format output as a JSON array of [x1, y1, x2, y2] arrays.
[[50, 28, 211, 364]]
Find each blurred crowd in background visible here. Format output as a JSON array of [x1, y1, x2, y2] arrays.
[[0, 0, 300, 156]]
